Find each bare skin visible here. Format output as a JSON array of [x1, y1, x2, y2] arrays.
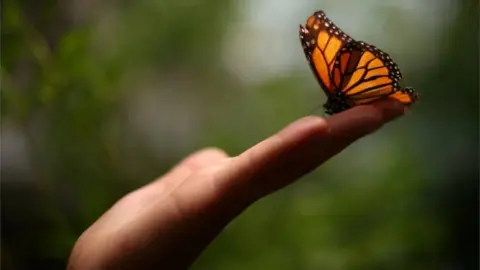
[[67, 99, 405, 270]]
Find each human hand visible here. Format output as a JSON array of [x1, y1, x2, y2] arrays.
[[67, 99, 405, 270]]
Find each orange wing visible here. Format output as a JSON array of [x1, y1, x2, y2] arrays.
[[299, 11, 354, 95], [333, 41, 417, 107], [387, 87, 418, 106]]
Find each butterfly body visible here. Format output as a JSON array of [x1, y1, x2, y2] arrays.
[[299, 11, 418, 115], [324, 92, 350, 115]]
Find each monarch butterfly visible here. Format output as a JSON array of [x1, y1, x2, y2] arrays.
[[299, 10, 418, 115]]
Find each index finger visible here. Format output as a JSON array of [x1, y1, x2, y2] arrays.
[[224, 98, 405, 201]]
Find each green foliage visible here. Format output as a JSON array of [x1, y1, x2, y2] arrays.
[[1, 0, 477, 269]]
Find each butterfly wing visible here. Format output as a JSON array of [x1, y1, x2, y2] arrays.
[[299, 11, 418, 114], [387, 87, 418, 105], [334, 41, 417, 107], [299, 11, 354, 96]]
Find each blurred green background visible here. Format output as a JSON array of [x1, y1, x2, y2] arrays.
[[1, 0, 478, 269]]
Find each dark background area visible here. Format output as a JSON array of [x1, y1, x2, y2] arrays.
[[1, 0, 478, 269]]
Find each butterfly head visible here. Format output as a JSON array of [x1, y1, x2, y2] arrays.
[[403, 86, 415, 94], [403, 86, 419, 103]]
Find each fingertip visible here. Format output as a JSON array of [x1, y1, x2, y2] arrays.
[[371, 98, 405, 122], [325, 98, 406, 142], [327, 105, 384, 134]]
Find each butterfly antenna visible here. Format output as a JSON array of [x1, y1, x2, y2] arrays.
[[307, 103, 326, 116]]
